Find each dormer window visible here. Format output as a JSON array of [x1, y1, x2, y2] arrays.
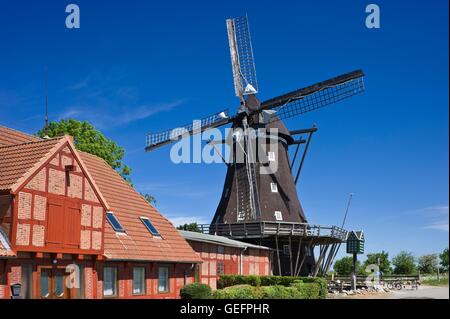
[[106, 212, 125, 233], [140, 217, 161, 237]]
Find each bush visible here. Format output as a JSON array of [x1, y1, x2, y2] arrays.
[[260, 285, 302, 299], [217, 275, 327, 298], [290, 282, 320, 299], [213, 279, 324, 299], [297, 277, 327, 299], [212, 285, 258, 299], [180, 283, 212, 299]]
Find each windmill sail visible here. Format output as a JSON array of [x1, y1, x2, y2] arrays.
[[145, 109, 231, 151], [259, 70, 365, 121], [226, 16, 258, 97]]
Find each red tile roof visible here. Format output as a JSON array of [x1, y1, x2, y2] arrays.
[[0, 137, 65, 191], [79, 151, 201, 263], [0, 125, 40, 147], [0, 125, 199, 263]]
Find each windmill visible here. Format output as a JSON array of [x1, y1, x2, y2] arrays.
[[145, 16, 365, 276]]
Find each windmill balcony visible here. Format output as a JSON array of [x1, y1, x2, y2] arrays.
[[199, 221, 347, 244]]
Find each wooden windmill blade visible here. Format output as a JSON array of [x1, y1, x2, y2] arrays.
[[258, 69, 365, 121], [145, 109, 232, 151]]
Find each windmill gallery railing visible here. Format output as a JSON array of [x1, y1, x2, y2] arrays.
[[198, 221, 347, 243]]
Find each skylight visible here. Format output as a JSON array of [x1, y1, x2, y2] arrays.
[[140, 217, 161, 237], [106, 212, 125, 233]]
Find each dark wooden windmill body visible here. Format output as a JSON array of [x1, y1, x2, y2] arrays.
[[145, 16, 365, 276]]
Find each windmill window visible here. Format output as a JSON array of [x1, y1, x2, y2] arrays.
[[270, 183, 278, 193], [274, 211, 283, 221], [268, 151, 276, 162], [106, 212, 125, 233], [140, 217, 161, 237]]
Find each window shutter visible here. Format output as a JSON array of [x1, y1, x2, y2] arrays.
[[46, 197, 65, 245]]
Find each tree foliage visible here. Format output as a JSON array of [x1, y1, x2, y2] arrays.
[[363, 251, 392, 275], [392, 251, 417, 275], [333, 256, 364, 276], [37, 119, 132, 182], [141, 193, 157, 206], [418, 254, 439, 274], [440, 248, 449, 272], [177, 222, 202, 233]]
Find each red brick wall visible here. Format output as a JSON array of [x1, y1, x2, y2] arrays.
[[187, 240, 271, 290]]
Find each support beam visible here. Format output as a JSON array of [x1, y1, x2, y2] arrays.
[[296, 239, 314, 276], [289, 236, 293, 276], [275, 235, 282, 275], [293, 238, 303, 276], [294, 127, 316, 185]]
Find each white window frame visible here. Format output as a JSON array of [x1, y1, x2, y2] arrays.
[[270, 182, 278, 193], [268, 151, 276, 162], [132, 267, 146, 296], [274, 211, 283, 221]]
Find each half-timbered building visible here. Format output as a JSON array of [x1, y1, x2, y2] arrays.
[[0, 125, 201, 299]]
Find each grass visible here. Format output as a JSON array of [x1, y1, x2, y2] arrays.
[[421, 274, 449, 286]]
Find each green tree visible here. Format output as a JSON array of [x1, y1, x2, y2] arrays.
[[177, 223, 202, 233], [37, 119, 132, 182], [417, 254, 439, 274], [333, 256, 364, 276], [141, 193, 157, 206], [439, 248, 449, 272], [392, 251, 417, 275], [363, 251, 392, 275]]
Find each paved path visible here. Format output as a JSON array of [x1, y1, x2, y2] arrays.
[[386, 285, 449, 299]]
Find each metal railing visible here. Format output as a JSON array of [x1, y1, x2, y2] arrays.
[[198, 221, 347, 241]]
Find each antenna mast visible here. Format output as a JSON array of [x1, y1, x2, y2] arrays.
[[44, 67, 49, 137]]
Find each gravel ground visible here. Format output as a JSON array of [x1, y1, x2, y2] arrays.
[[328, 285, 449, 299]]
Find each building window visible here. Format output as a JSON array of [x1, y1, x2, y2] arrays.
[[274, 211, 283, 221], [158, 267, 169, 293], [103, 267, 117, 297], [268, 151, 276, 162], [270, 182, 278, 193], [106, 212, 126, 233], [217, 261, 225, 276], [217, 246, 225, 254], [132, 267, 146, 295], [283, 245, 290, 256], [140, 217, 161, 236]]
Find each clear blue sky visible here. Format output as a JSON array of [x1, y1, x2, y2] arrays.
[[0, 1, 448, 261]]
